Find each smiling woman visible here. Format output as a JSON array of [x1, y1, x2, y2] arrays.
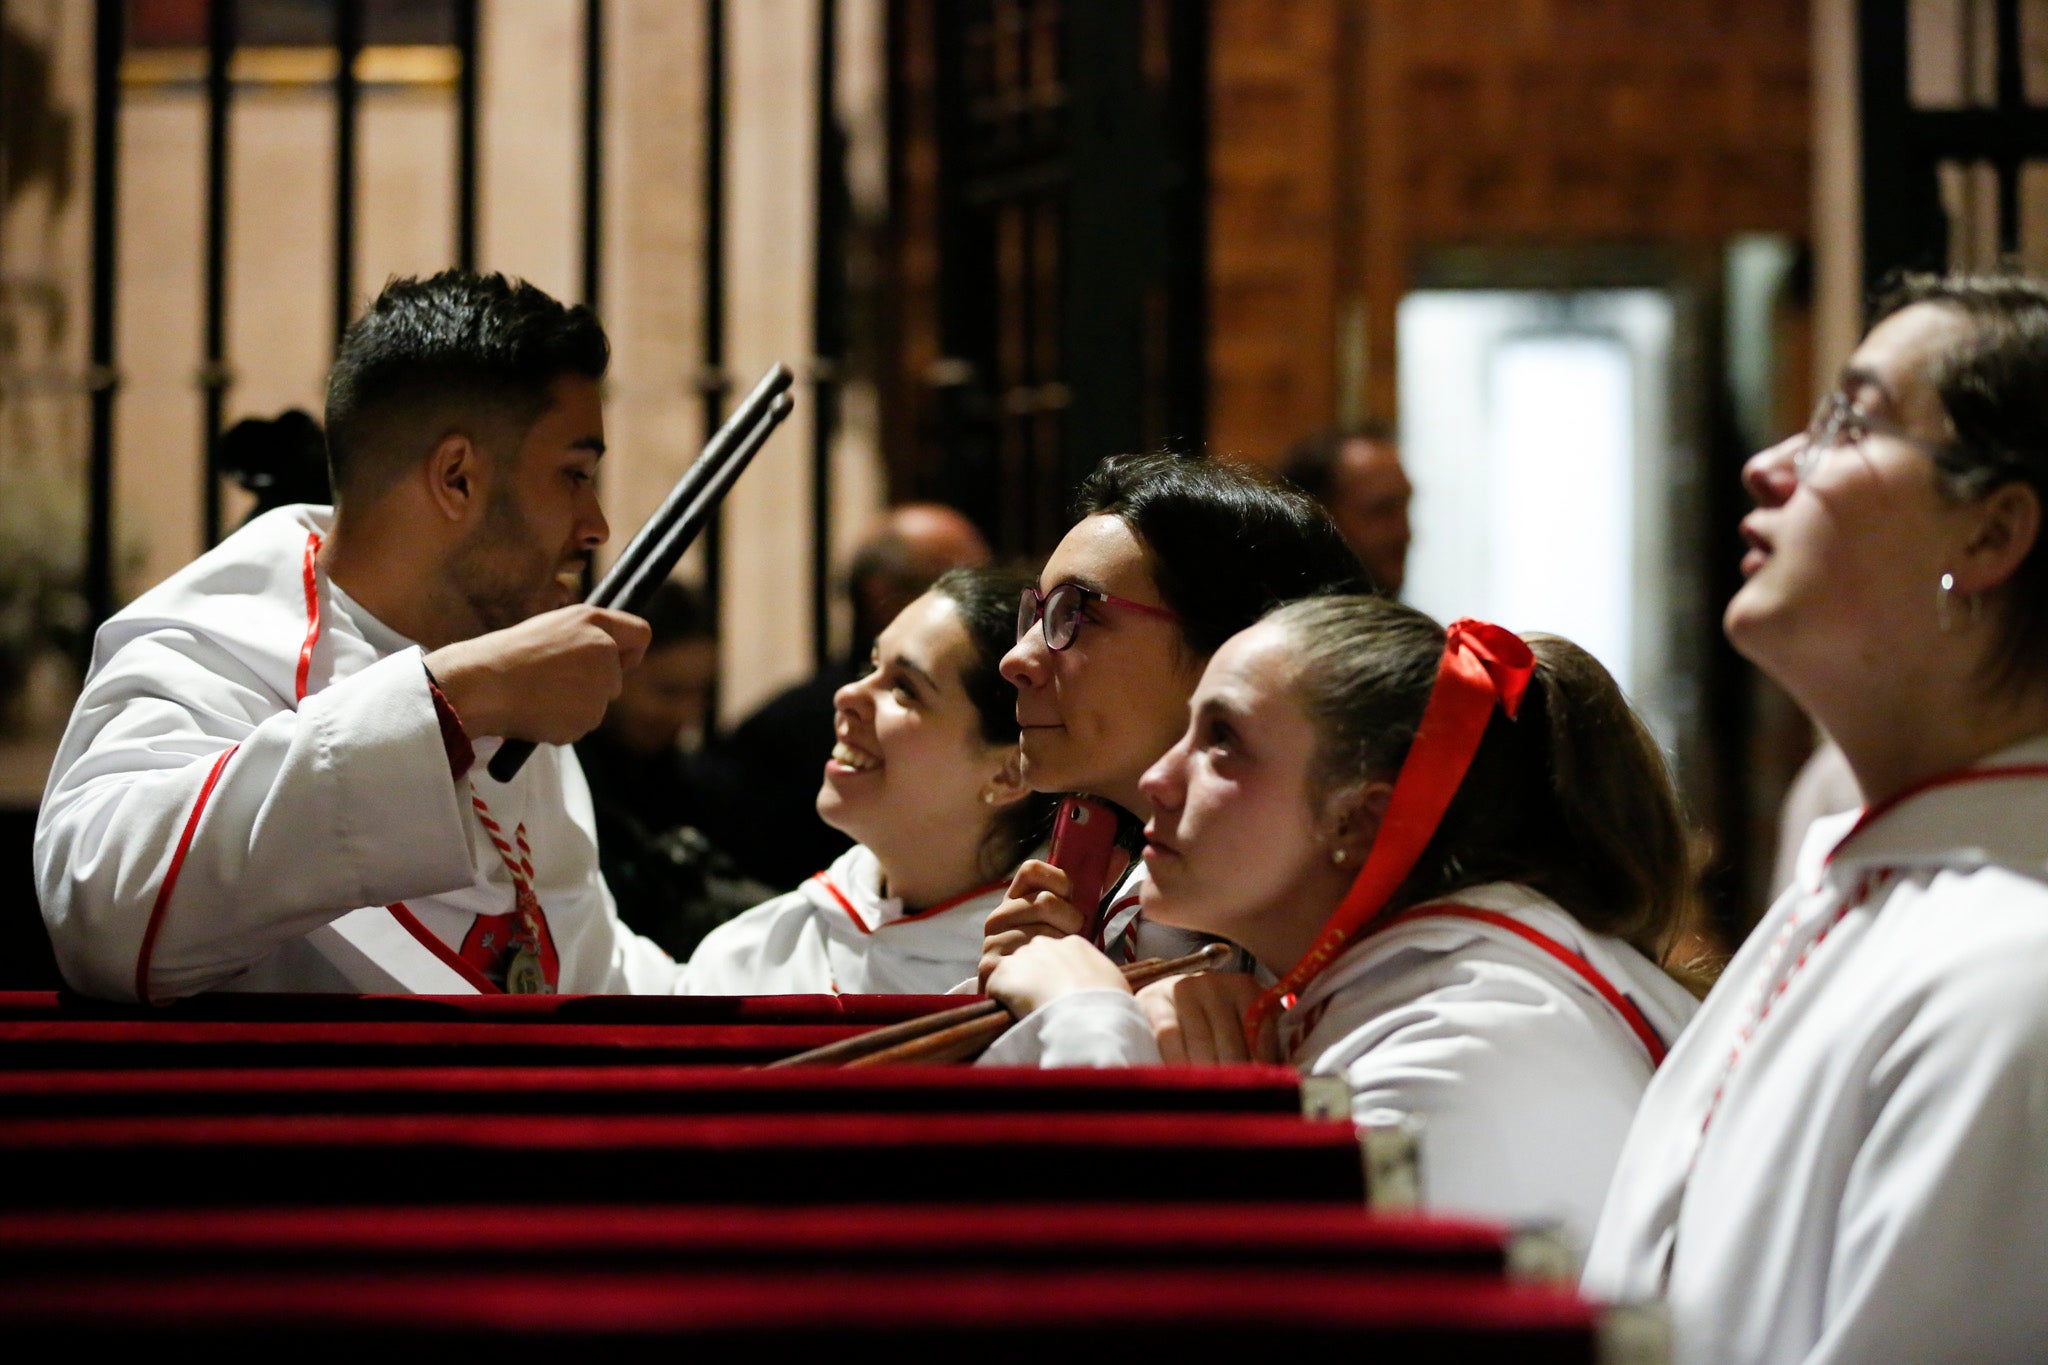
[[678, 565, 1058, 996]]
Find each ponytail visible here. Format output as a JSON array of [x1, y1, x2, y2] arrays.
[[1271, 596, 1693, 960]]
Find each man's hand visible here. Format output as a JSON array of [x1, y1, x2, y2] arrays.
[[1134, 971, 1282, 1065], [424, 605, 651, 745], [979, 859, 1087, 988], [985, 935, 1129, 1019]]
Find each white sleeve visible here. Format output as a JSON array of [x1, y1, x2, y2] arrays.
[[978, 989, 1162, 1067], [35, 632, 473, 1001], [1807, 957, 2048, 1364]]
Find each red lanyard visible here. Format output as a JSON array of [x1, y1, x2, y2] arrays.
[[814, 871, 1007, 935]]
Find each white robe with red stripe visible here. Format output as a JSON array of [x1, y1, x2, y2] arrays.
[[983, 881, 1697, 1255], [34, 505, 684, 1000], [1582, 738, 2048, 1365], [682, 843, 1004, 995]]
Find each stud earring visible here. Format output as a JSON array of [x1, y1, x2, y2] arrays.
[[982, 790, 996, 805], [1331, 848, 1347, 866], [1937, 572, 1979, 633]]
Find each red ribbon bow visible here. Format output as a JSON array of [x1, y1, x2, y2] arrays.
[[1243, 619, 1535, 1045]]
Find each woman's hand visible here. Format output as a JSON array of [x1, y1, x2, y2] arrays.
[[985, 935, 1129, 1019], [1134, 971, 1284, 1065], [979, 859, 1087, 988]]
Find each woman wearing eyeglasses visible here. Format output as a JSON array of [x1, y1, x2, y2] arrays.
[[680, 566, 1057, 995], [981, 453, 1372, 976], [1583, 276, 2048, 1364]]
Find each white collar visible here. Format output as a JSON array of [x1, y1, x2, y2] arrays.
[[1817, 733, 2048, 883]]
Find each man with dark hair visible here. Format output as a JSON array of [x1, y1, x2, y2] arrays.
[[37, 271, 689, 997], [1278, 423, 1412, 596]]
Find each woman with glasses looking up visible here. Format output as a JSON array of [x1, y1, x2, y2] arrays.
[[1583, 275, 2048, 1363], [984, 453, 1372, 973]]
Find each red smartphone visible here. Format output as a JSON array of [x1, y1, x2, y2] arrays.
[[1048, 795, 1122, 943]]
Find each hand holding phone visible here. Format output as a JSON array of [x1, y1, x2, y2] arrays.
[[1048, 795, 1122, 943]]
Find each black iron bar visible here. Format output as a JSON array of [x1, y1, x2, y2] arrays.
[[454, 0, 478, 271], [486, 365, 795, 783], [84, 0, 123, 647], [581, 0, 604, 310], [1995, 0, 2022, 256], [200, 0, 235, 548], [699, 0, 730, 723], [333, 0, 361, 348], [809, 0, 841, 672]]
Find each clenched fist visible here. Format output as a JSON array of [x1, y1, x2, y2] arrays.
[[424, 604, 651, 745]]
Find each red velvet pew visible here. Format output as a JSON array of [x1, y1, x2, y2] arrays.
[[0, 1060, 1318, 1118], [0, 1202, 1512, 1275], [0, 1266, 1602, 1359], [0, 1109, 1370, 1208]]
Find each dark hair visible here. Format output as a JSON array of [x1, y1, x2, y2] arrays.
[[1869, 273, 2048, 688], [1269, 595, 1693, 960], [1277, 422, 1398, 506], [928, 564, 1060, 876], [324, 270, 610, 501], [1074, 453, 1375, 653], [640, 579, 716, 650], [219, 408, 333, 514]]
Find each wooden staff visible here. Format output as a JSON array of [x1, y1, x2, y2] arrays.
[[489, 364, 794, 781], [769, 942, 1237, 1069]]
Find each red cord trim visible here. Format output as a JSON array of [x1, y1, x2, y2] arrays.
[[1827, 762, 2048, 866], [294, 531, 324, 704], [812, 872, 1005, 935], [134, 745, 240, 1006], [1380, 904, 1668, 1067], [385, 902, 500, 994]]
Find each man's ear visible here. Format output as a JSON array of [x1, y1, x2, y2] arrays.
[[425, 432, 487, 523], [983, 746, 1031, 809], [1322, 779, 1394, 867], [1956, 479, 2041, 595]]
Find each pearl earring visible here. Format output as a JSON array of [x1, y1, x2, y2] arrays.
[[982, 790, 996, 805], [1331, 848, 1347, 866]]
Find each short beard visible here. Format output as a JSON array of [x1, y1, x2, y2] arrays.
[[447, 482, 552, 635]]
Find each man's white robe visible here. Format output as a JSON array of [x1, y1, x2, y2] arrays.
[[1583, 736, 2048, 1364], [35, 505, 682, 1000]]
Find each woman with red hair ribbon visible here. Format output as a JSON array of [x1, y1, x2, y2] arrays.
[[983, 597, 1699, 1253]]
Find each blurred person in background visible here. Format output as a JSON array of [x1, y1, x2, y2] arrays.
[[692, 502, 990, 888], [575, 580, 769, 959], [1279, 423, 1413, 597]]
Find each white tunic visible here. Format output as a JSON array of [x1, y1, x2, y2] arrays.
[[684, 843, 1004, 995], [985, 881, 1697, 1253], [34, 505, 683, 1000], [1583, 736, 2048, 1365]]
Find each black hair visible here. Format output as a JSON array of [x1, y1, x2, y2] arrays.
[[928, 564, 1060, 875], [1869, 273, 2048, 689], [323, 270, 609, 501], [1073, 452, 1376, 653], [640, 579, 716, 650], [218, 408, 333, 514], [1277, 422, 1398, 505]]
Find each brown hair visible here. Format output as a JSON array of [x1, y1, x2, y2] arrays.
[[1868, 273, 2048, 692], [1268, 595, 1693, 960]]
